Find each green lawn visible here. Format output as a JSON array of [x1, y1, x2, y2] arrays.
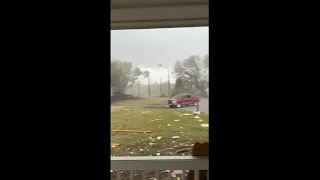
[[111, 98, 209, 156]]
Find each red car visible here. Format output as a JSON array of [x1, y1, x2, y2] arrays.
[[168, 94, 200, 108]]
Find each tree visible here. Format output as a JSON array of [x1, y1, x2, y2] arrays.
[[143, 70, 151, 97], [111, 60, 142, 94], [172, 55, 209, 97]]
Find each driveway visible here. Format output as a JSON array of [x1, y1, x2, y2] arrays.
[[182, 98, 209, 114]]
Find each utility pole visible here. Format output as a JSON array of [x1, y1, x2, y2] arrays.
[[160, 78, 163, 96], [167, 67, 170, 97], [143, 71, 151, 98]]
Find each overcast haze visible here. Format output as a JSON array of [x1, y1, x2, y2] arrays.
[[111, 27, 208, 84]]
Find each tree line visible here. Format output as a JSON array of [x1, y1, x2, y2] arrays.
[[111, 54, 208, 97], [125, 81, 174, 97]]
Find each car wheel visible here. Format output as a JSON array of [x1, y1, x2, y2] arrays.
[[176, 103, 182, 108]]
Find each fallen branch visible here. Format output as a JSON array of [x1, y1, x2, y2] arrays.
[[175, 147, 193, 154], [113, 130, 152, 133]]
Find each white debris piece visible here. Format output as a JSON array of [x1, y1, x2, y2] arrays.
[[172, 136, 180, 139], [174, 119, 180, 122], [173, 170, 183, 174], [156, 153, 160, 156], [157, 136, 162, 140], [201, 124, 209, 127], [193, 111, 201, 115], [167, 124, 171, 126]]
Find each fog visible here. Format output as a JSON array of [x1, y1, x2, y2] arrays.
[[111, 27, 208, 84]]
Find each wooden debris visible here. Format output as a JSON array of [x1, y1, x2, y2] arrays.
[[113, 130, 152, 133], [111, 143, 120, 147]]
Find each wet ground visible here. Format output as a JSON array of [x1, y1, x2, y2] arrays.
[[181, 98, 209, 114]]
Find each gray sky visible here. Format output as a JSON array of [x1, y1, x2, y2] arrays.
[[111, 27, 208, 84]]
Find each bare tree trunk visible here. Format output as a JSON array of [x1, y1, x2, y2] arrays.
[[200, 90, 208, 97], [137, 83, 140, 97]]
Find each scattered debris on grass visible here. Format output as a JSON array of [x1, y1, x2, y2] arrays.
[[201, 124, 209, 127], [111, 99, 209, 158], [113, 130, 152, 133], [149, 119, 162, 122]]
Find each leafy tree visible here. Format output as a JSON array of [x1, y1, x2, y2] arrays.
[[172, 55, 209, 97], [111, 60, 142, 94]]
